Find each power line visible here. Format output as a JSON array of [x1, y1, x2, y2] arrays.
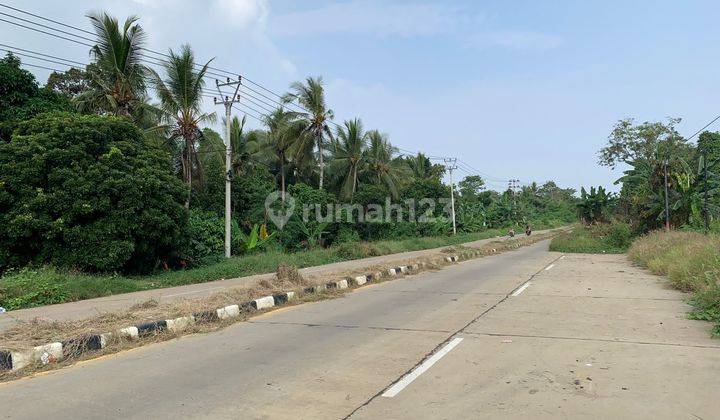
[[0, 5, 441, 158], [687, 114, 720, 141]]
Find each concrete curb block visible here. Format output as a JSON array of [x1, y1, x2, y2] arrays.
[[251, 296, 275, 310], [0, 232, 557, 372], [326, 279, 349, 290], [216, 305, 241, 320], [350, 275, 368, 286], [272, 291, 295, 305]]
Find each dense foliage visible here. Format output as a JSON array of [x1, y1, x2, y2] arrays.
[[596, 118, 720, 232], [0, 113, 187, 273]]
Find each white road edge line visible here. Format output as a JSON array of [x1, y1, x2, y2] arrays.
[[511, 282, 531, 297], [545, 263, 555, 271], [382, 337, 464, 398]]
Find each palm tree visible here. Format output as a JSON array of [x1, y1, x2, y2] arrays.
[[150, 44, 215, 208], [261, 108, 305, 202], [283, 77, 334, 190], [332, 119, 367, 201], [363, 130, 407, 198], [406, 153, 445, 181], [76, 13, 149, 118], [229, 115, 264, 177]]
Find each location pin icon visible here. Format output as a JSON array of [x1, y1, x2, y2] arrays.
[[265, 191, 295, 230]]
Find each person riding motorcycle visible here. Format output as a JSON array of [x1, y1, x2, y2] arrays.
[[525, 224, 532, 236]]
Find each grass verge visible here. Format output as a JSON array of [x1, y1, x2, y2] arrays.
[[0, 225, 563, 310], [629, 230, 720, 337], [549, 223, 632, 254]]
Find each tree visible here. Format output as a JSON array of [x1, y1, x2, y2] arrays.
[[150, 44, 216, 208], [598, 118, 684, 169], [406, 153, 445, 181], [46, 66, 94, 99], [577, 186, 614, 224], [332, 119, 367, 201], [260, 108, 305, 202], [0, 113, 187, 273], [283, 76, 334, 189], [0, 53, 71, 141], [458, 175, 485, 200], [75, 13, 149, 118], [363, 130, 407, 199]]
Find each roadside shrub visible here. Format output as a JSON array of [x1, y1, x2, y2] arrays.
[[0, 267, 71, 309], [179, 210, 226, 266], [607, 222, 633, 248], [549, 222, 633, 253], [0, 113, 187, 273], [334, 225, 361, 244]]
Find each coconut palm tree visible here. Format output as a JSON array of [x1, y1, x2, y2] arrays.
[[283, 76, 334, 190], [363, 130, 407, 198], [406, 152, 445, 181], [76, 13, 149, 118], [261, 108, 305, 202], [332, 119, 367, 201], [149, 44, 215, 208], [229, 115, 265, 177]]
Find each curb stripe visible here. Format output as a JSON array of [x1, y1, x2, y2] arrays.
[[62, 335, 102, 357], [136, 321, 168, 337], [0, 350, 11, 370]]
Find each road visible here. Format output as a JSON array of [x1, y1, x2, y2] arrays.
[[1, 240, 718, 419], [0, 229, 562, 333]]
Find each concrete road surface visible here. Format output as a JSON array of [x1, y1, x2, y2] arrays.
[[0, 229, 563, 333], [1, 240, 718, 419]]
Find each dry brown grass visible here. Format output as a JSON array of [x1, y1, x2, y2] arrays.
[[629, 230, 720, 292]]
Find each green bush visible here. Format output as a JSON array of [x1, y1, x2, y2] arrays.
[[607, 222, 632, 248], [0, 113, 187, 273], [0, 267, 71, 309], [179, 210, 227, 266], [549, 223, 633, 253], [334, 225, 361, 244]]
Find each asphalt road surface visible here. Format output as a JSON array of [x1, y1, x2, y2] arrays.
[[1, 240, 717, 419]]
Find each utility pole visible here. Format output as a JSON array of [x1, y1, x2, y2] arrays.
[[508, 179, 520, 224], [444, 158, 458, 235], [704, 150, 709, 232], [214, 76, 242, 258], [664, 158, 670, 232]]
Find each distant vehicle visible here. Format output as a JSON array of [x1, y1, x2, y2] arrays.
[[525, 224, 532, 236], [508, 228, 515, 238]]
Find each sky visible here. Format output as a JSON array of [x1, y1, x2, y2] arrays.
[[2, 0, 720, 192]]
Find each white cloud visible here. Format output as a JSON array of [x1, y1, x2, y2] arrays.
[[469, 30, 563, 51], [269, 1, 483, 38], [213, 0, 269, 29]]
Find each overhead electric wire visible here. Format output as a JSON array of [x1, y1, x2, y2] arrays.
[[1, 4, 443, 159], [687, 114, 720, 141]]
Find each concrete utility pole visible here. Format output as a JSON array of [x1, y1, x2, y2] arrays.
[[664, 159, 670, 232], [704, 150, 710, 232], [444, 158, 458, 235], [214, 77, 242, 258]]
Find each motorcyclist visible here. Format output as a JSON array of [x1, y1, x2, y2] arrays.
[[525, 224, 532, 236], [508, 228, 515, 237]]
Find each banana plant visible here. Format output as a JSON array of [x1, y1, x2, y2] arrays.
[[298, 220, 330, 249], [236, 223, 275, 253]]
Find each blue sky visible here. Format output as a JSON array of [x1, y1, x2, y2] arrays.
[[2, 0, 720, 191]]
